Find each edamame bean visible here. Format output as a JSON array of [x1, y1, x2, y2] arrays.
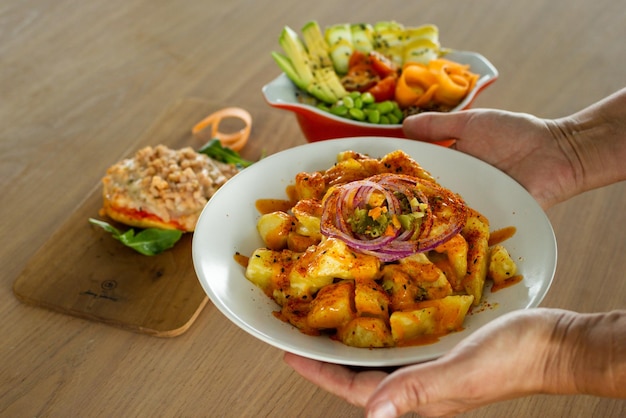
[[342, 96, 355, 109], [330, 104, 348, 116], [376, 100, 394, 115], [387, 113, 400, 125], [323, 92, 404, 125], [361, 92, 375, 104], [348, 107, 365, 121], [365, 109, 380, 124]]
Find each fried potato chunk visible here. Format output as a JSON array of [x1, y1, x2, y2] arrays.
[[390, 295, 474, 344], [461, 208, 490, 305], [256, 211, 295, 250], [488, 244, 518, 284], [307, 281, 356, 329], [288, 237, 380, 297], [338, 317, 394, 348]]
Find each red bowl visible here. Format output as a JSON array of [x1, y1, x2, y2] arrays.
[[263, 50, 498, 145]]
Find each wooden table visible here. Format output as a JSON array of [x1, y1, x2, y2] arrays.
[[2, 0, 625, 416]]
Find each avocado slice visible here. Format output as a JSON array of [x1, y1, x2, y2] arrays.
[[271, 51, 309, 91], [273, 21, 348, 104], [301, 21, 332, 69], [278, 26, 314, 88]]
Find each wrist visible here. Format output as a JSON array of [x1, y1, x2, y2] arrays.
[[542, 310, 626, 398], [553, 89, 626, 197]]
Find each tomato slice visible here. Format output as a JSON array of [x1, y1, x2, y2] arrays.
[[368, 75, 397, 102], [342, 51, 379, 92], [369, 51, 399, 79], [348, 50, 369, 68], [341, 50, 399, 97]]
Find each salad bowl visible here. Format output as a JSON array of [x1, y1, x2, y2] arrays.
[[262, 50, 498, 143]]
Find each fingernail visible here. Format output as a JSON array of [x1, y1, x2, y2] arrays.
[[367, 401, 397, 418]]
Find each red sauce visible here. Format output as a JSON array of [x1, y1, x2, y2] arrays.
[[491, 274, 524, 292], [111, 204, 184, 229], [396, 333, 445, 347], [255, 198, 293, 215], [233, 252, 249, 268], [255, 184, 299, 214], [285, 185, 298, 203], [488, 226, 516, 246]]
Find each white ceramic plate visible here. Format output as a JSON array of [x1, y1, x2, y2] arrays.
[[262, 50, 499, 129], [192, 137, 557, 367]]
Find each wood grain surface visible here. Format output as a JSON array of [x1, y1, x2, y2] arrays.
[[13, 99, 219, 337], [2, 1, 625, 417]]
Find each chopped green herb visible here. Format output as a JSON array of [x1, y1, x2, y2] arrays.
[[347, 207, 391, 238]]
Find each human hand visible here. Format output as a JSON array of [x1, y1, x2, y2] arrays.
[[402, 109, 577, 210], [284, 308, 578, 418]]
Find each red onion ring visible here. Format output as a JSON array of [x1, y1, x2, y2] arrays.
[[320, 173, 467, 262]]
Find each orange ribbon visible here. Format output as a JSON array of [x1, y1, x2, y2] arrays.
[[395, 59, 479, 109], [192, 107, 252, 151]]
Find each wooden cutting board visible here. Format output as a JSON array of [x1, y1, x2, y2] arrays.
[[13, 98, 230, 337]]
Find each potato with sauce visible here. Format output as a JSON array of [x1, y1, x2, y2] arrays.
[[244, 150, 521, 348]]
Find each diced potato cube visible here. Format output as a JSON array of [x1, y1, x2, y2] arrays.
[[461, 209, 490, 305], [288, 237, 380, 296], [429, 252, 461, 292], [294, 171, 327, 200], [488, 244, 518, 284], [337, 317, 394, 348], [397, 253, 453, 300], [426, 294, 474, 333], [433, 233, 468, 290], [335, 150, 364, 162], [279, 297, 319, 336], [287, 232, 319, 252], [354, 279, 390, 320], [245, 248, 297, 297], [291, 199, 322, 240], [381, 266, 423, 311], [323, 157, 372, 185], [379, 149, 435, 183], [390, 295, 474, 344], [390, 307, 438, 343], [307, 281, 355, 329], [256, 211, 295, 250]]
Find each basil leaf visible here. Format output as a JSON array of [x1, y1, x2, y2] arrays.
[[198, 138, 254, 168], [89, 218, 183, 256]]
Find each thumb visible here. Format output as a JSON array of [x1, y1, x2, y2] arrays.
[[364, 359, 459, 418], [402, 111, 474, 144]]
